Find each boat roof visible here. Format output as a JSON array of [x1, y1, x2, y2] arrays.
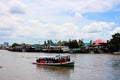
[[36, 55, 70, 59]]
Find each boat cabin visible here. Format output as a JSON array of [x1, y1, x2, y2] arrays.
[[36, 55, 70, 63]]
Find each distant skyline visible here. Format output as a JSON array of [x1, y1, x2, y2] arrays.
[[0, 0, 120, 44]]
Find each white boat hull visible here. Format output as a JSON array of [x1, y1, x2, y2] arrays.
[[33, 61, 74, 67]]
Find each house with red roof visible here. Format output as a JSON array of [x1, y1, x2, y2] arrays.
[[88, 39, 107, 53], [93, 39, 106, 45]]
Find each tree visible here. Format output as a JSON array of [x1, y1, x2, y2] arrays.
[[107, 33, 120, 52], [90, 40, 92, 45], [68, 39, 79, 48], [11, 43, 19, 47], [78, 39, 84, 47], [45, 40, 55, 46], [44, 41, 47, 46], [47, 40, 55, 46], [56, 40, 62, 46]]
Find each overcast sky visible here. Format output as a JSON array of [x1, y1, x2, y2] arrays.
[[0, 0, 120, 44]]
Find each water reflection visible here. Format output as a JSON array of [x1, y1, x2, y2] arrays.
[[111, 57, 120, 70], [36, 65, 74, 74], [35, 65, 74, 80]]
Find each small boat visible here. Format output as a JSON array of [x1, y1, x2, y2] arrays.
[[113, 52, 120, 55], [33, 55, 74, 67]]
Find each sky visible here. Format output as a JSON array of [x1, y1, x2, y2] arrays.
[[0, 0, 120, 44]]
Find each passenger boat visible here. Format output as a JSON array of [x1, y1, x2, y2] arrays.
[[33, 55, 74, 67]]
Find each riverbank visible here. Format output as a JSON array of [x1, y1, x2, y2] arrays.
[[4, 45, 109, 54], [0, 49, 114, 54]]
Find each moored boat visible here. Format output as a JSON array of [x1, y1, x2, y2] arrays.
[[113, 52, 120, 55], [33, 55, 74, 67]]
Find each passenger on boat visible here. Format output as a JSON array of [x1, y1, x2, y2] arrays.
[[36, 56, 71, 63], [40, 59, 45, 63]]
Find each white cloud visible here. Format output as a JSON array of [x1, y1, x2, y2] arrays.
[[34, 0, 120, 13], [0, 12, 80, 41], [111, 27, 120, 34], [0, 2, 8, 15], [21, 0, 120, 23], [0, 0, 120, 43], [8, 0, 27, 14], [0, 0, 27, 15], [11, 22, 80, 40], [74, 12, 84, 19], [82, 22, 115, 33], [80, 21, 117, 41]]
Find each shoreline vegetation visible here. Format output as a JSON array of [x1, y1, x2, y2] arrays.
[[0, 33, 120, 54]]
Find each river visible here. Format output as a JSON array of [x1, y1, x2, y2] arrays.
[[0, 50, 120, 80]]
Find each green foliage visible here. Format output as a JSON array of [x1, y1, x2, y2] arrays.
[[107, 33, 120, 52], [44, 41, 47, 46], [44, 40, 55, 46], [90, 40, 92, 45], [68, 40, 79, 48], [78, 39, 84, 47], [11, 43, 19, 47], [56, 40, 62, 46], [43, 39, 84, 48]]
